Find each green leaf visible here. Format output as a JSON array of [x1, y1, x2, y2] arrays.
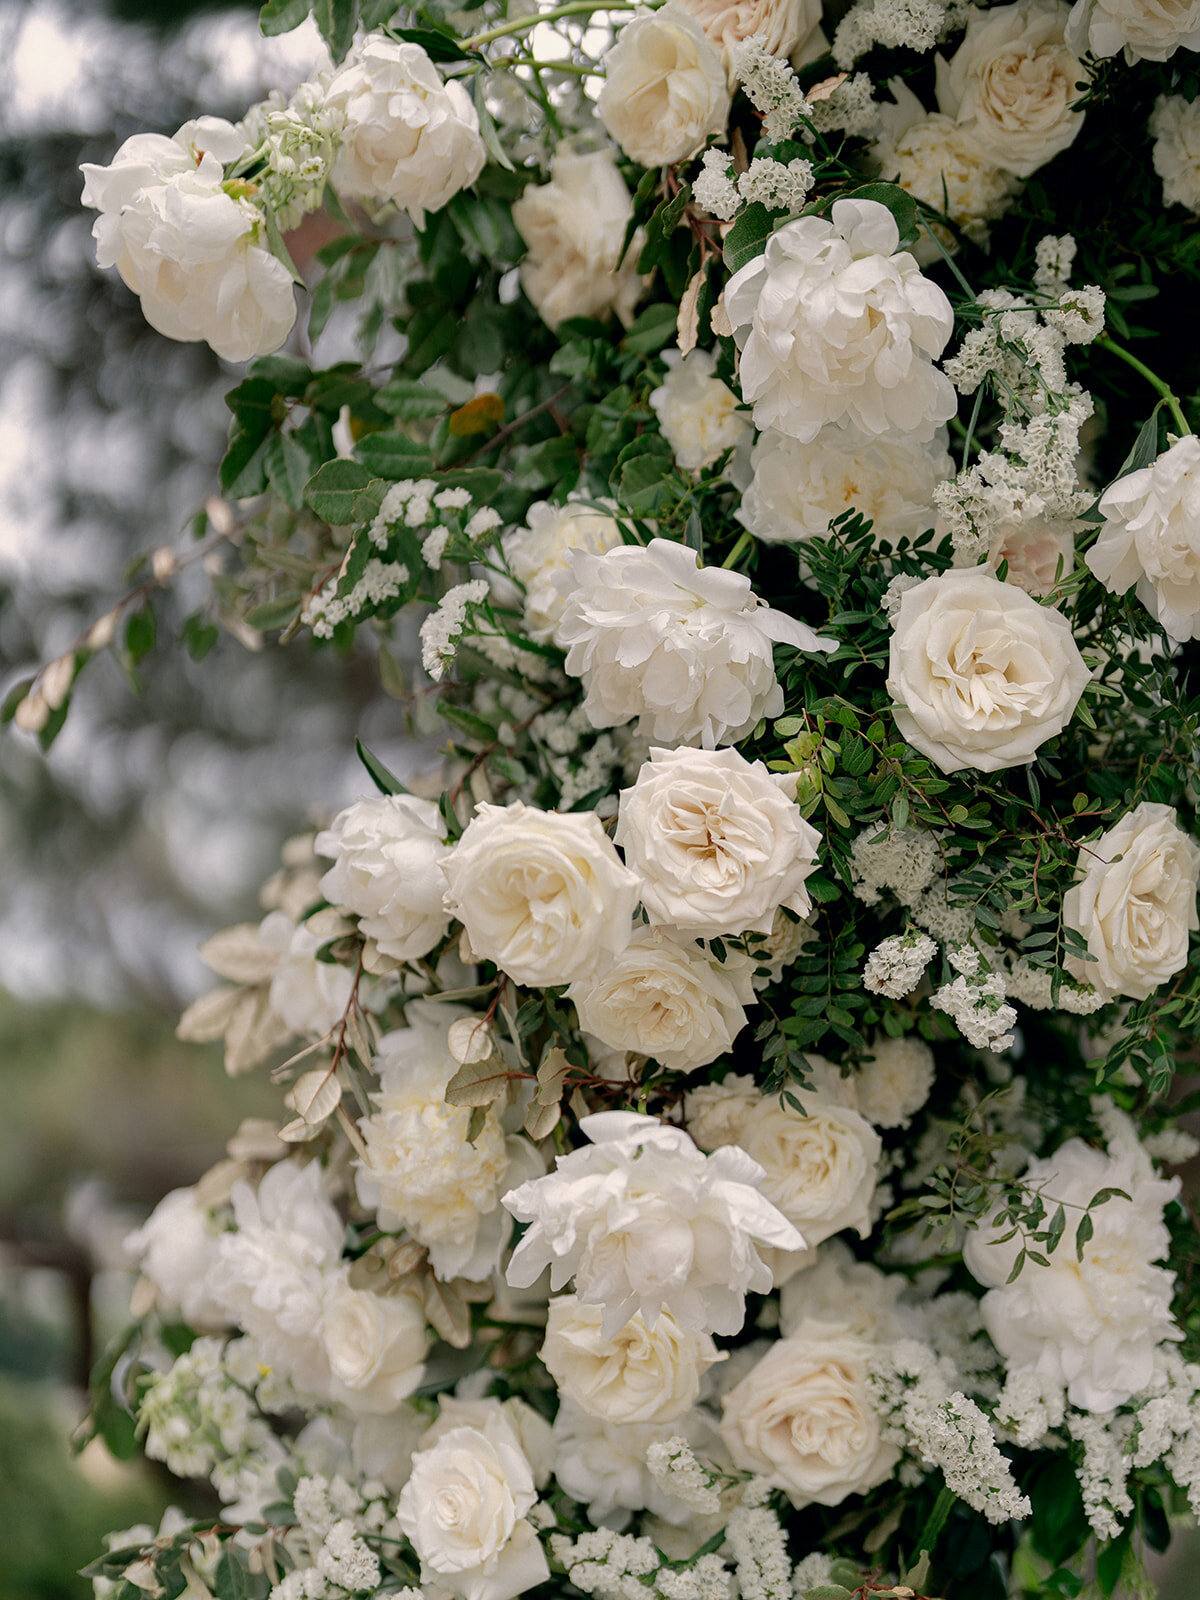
[[1113, 403, 1164, 481], [391, 24, 478, 61], [259, 0, 310, 34], [472, 72, 515, 170], [304, 458, 375, 523], [622, 302, 678, 356], [636, 184, 691, 276], [1075, 1210, 1094, 1259], [376, 379, 448, 420], [722, 202, 773, 274], [354, 433, 436, 479], [125, 606, 156, 665], [313, 0, 357, 61], [356, 738, 405, 796], [245, 598, 302, 631], [182, 613, 219, 662]]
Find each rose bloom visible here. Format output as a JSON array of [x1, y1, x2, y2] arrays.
[[985, 513, 1075, 596], [125, 1186, 228, 1329], [853, 1035, 935, 1129], [599, 4, 730, 168], [80, 117, 296, 362], [542, 1295, 723, 1425], [720, 1318, 901, 1506], [325, 36, 485, 223], [649, 349, 752, 472], [502, 1110, 804, 1336], [567, 926, 755, 1073], [1063, 801, 1200, 1002], [735, 423, 951, 551], [554, 536, 834, 749], [1066, 0, 1200, 63], [1151, 94, 1200, 212], [502, 499, 623, 643], [676, 0, 821, 63], [886, 566, 1089, 774], [935, 0, 1085, 180], [614, 745, 821, 937], [258, 910, 355, 1037], [778, 1240, 907, 1343], [512, 149, 643, 330], [964, 1127, 1182, 1411], [551, 1402, 717, 1527], [1085, 434, 1200, 641], [317, 793, 451, 962], [441, 801, 639, 987], [726, 198, 955, 445], [320, 1276, 429, 1415]]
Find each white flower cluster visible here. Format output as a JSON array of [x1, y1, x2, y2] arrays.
[[240, 82, 343, 231], [730, 36, 812, 142], [863, 929, 937, 998], [139, 1337, 283, 1493], [931, 957, 1019, 1052], [834, 0, 974, 66], [850, 822, 941, 907], [272, 1475, 401, 1600]]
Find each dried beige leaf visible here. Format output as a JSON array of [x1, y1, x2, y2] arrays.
[[288, 1067, 342, 1125], [224, 990, 289, 1076], [278, 1115, 321, 1143], [677, 270, 704, 357], [445, 1055, 509, 1108], [807, 71, 848, 104], [422, 1275, 473, 1348], [199, 923, 280, 985], [41, 654, 76, 711], [176, 984, 243, 1043], [710, 293, 734, 339], [448, 1015, 493, 1065]]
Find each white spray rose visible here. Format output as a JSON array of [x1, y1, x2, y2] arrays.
[[1066, 0, 1200, 63], [567, 926, 755, 1073], [503, 499, 623, 643], [1150, 94, 1200, 212], [853, 1035, 936, 1129], [555, 536, 834, 749], [725, 198, 956, 445], [321, 1279, 429, 1414], [502, 1110, 804, 1336], [125, 1186, 228, 1328], [599, 5, 730, 167], [542, 1295, 723, 1424], [964, 1127, 1182, 1411], [736, 423, 952, 550], [551, 1403, 717, 1526], [316, 793, 451, 962], [441, 801, 640, 987], [935, 0, 1085, 179], [649, 349, 752, 472], [615, 745, 821, 937], [80, 117, 296, 362], [257, 910, 355, 1037], [720, 1318, 901, 1506], [1063, 802, 1200, 1002], [676, 0, 821, 64], [1085, 434, 1200, 641], [887, 566, 1089, 774], [512, 149, 644, 330], [324, 36, 485, 224]]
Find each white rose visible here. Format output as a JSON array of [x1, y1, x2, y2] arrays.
[[513, 149, 644, 330], [325, 36, 485, 224], [599, 5, 730, 167], [676, 0, 821, 64], [554, 536, 835, 749], [778, 1240, 907, 1343], [736, 423, 952, 550], [1085, 434, 1200, 641], [1063, 801, 1200, 1002], [853, 1035, 935, 1129], [935, 0, 1085, 179], [567, 925, 754, 1073], [964, 1127, 1182, 1410], [887, 566, 1089, 774], [256, 910, 355, 1037], [985, 513, 1075, 596], [649, 349, 751, 472], [503, 499, 624, 642], [1150, 94, 1200, 212], [720, 1318, 901, 1506], [80, 117, 296, 362], [551, 1402, 718, 1526], [542, 1295, 723, 1425], [615, 745, 821, 937], [316, 793, 452, 962], [502, 1110, 804, 1336], [321, 1278, 429, 1414], [124, 1186, 228, 1328], [441, 801, 640, 987], [725, 198, 956, 445], [1066, 0, 1200, 63], [396, 1418, 550, 1600], [418, 1396, 555, 1488]]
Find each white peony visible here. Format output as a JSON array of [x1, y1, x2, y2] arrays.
[[598, 4, 730, 168], [614, 745, 821, 937], [80, 117, 296, 363], [964, 1128, 1182, 1411], [1066, 0, 1200, 63], [720, 1318, 901, 1506], [853, 1035, 936, 1129], [649, 349, 752, 473], [778, 1239, 907, 1343], [1151, 94, 1200, 212], [724, 198, 956, 445], [935, 0, 1085, 179], [320, 1278, 429, 1415], [887, 565, 1089, 774], [1085, 434, 1200, 641], [512, 149, 644, 330], [124, 1186, 228, 1328], [316, 793, 451, 962], [551, 1402, 717, 1526], [1063, 801, 1200, 1002], [676, 0, 821, 63], [554, 536, 834, 749], [257, 910, 355, 1037], [503, 499, 624, 643], [985, 513, 1075, 596], [567, 925, 755, 1073], [542, 1295, 723, 1425], [324, 36, 485, 224], [502, 1110, 804, 1336], [735, 423, 951, 550], [441, 801, 640, 987]]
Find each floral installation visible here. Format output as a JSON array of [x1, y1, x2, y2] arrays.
[[18, 1, 1200, 1599]]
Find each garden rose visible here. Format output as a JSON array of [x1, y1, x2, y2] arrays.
[[441, 801, 640, 987], [321, 1279, 429, 1415], [1066, 0, 1200, 63], [778, 1240, 907, 1343], [503, 499, 623, 643], [985, 513, 1075, 596], [317, 793, 451, 963], [677, 0, 821, 62], [1063, 801, 1200, 1001], [598, 5, 730, 168], [125, 1186, 228, 1329], [542, 1295, 722, 1424], [512, 149, 643, 329], [887, 565, 1089, 773], [551, 1403, 717, 1526], [853, 1035, 936, 1129], [1151, 94, 1200, 212], [649, 349, 751, 472], [724, 198, 956, 445], [325, 36, 485, 223]]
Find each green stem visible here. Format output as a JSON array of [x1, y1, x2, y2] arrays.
[[1097, 335, 1191, 437], [721, 530, 753, 569], [464, 1, 643, 50], [916, 1484, 956, 1554]]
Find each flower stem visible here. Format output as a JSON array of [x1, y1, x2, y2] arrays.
[[1097, 336, 1191, 437], [721, 530, 753, 569], [915, 1484, 956, 1554], [464, 1, 643, 51]]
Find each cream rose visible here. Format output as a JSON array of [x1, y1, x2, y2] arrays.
[[985, 513, 1075, 596], [599, 5, 730, 167], [542, 1295, 723, 1424], [321, 1279, 429, 1415], [887, 565, 1089, 774], [512, 149, 644, 330], [677, 0, 821, 63], [502, 499, 624, 643], [936, 0, 1085, 179], [778, 1240, 907, 1343], [1063, 801, 1200, 1002], [316, 793, 452, 962], [720, 1318, 900, 1506], [649, 349, 752, 472], [853, 1035, 936, 1129], [1066, 0, 1200, 63], [1151, 94, 1200, 212], [441, 801, 640, 987]]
